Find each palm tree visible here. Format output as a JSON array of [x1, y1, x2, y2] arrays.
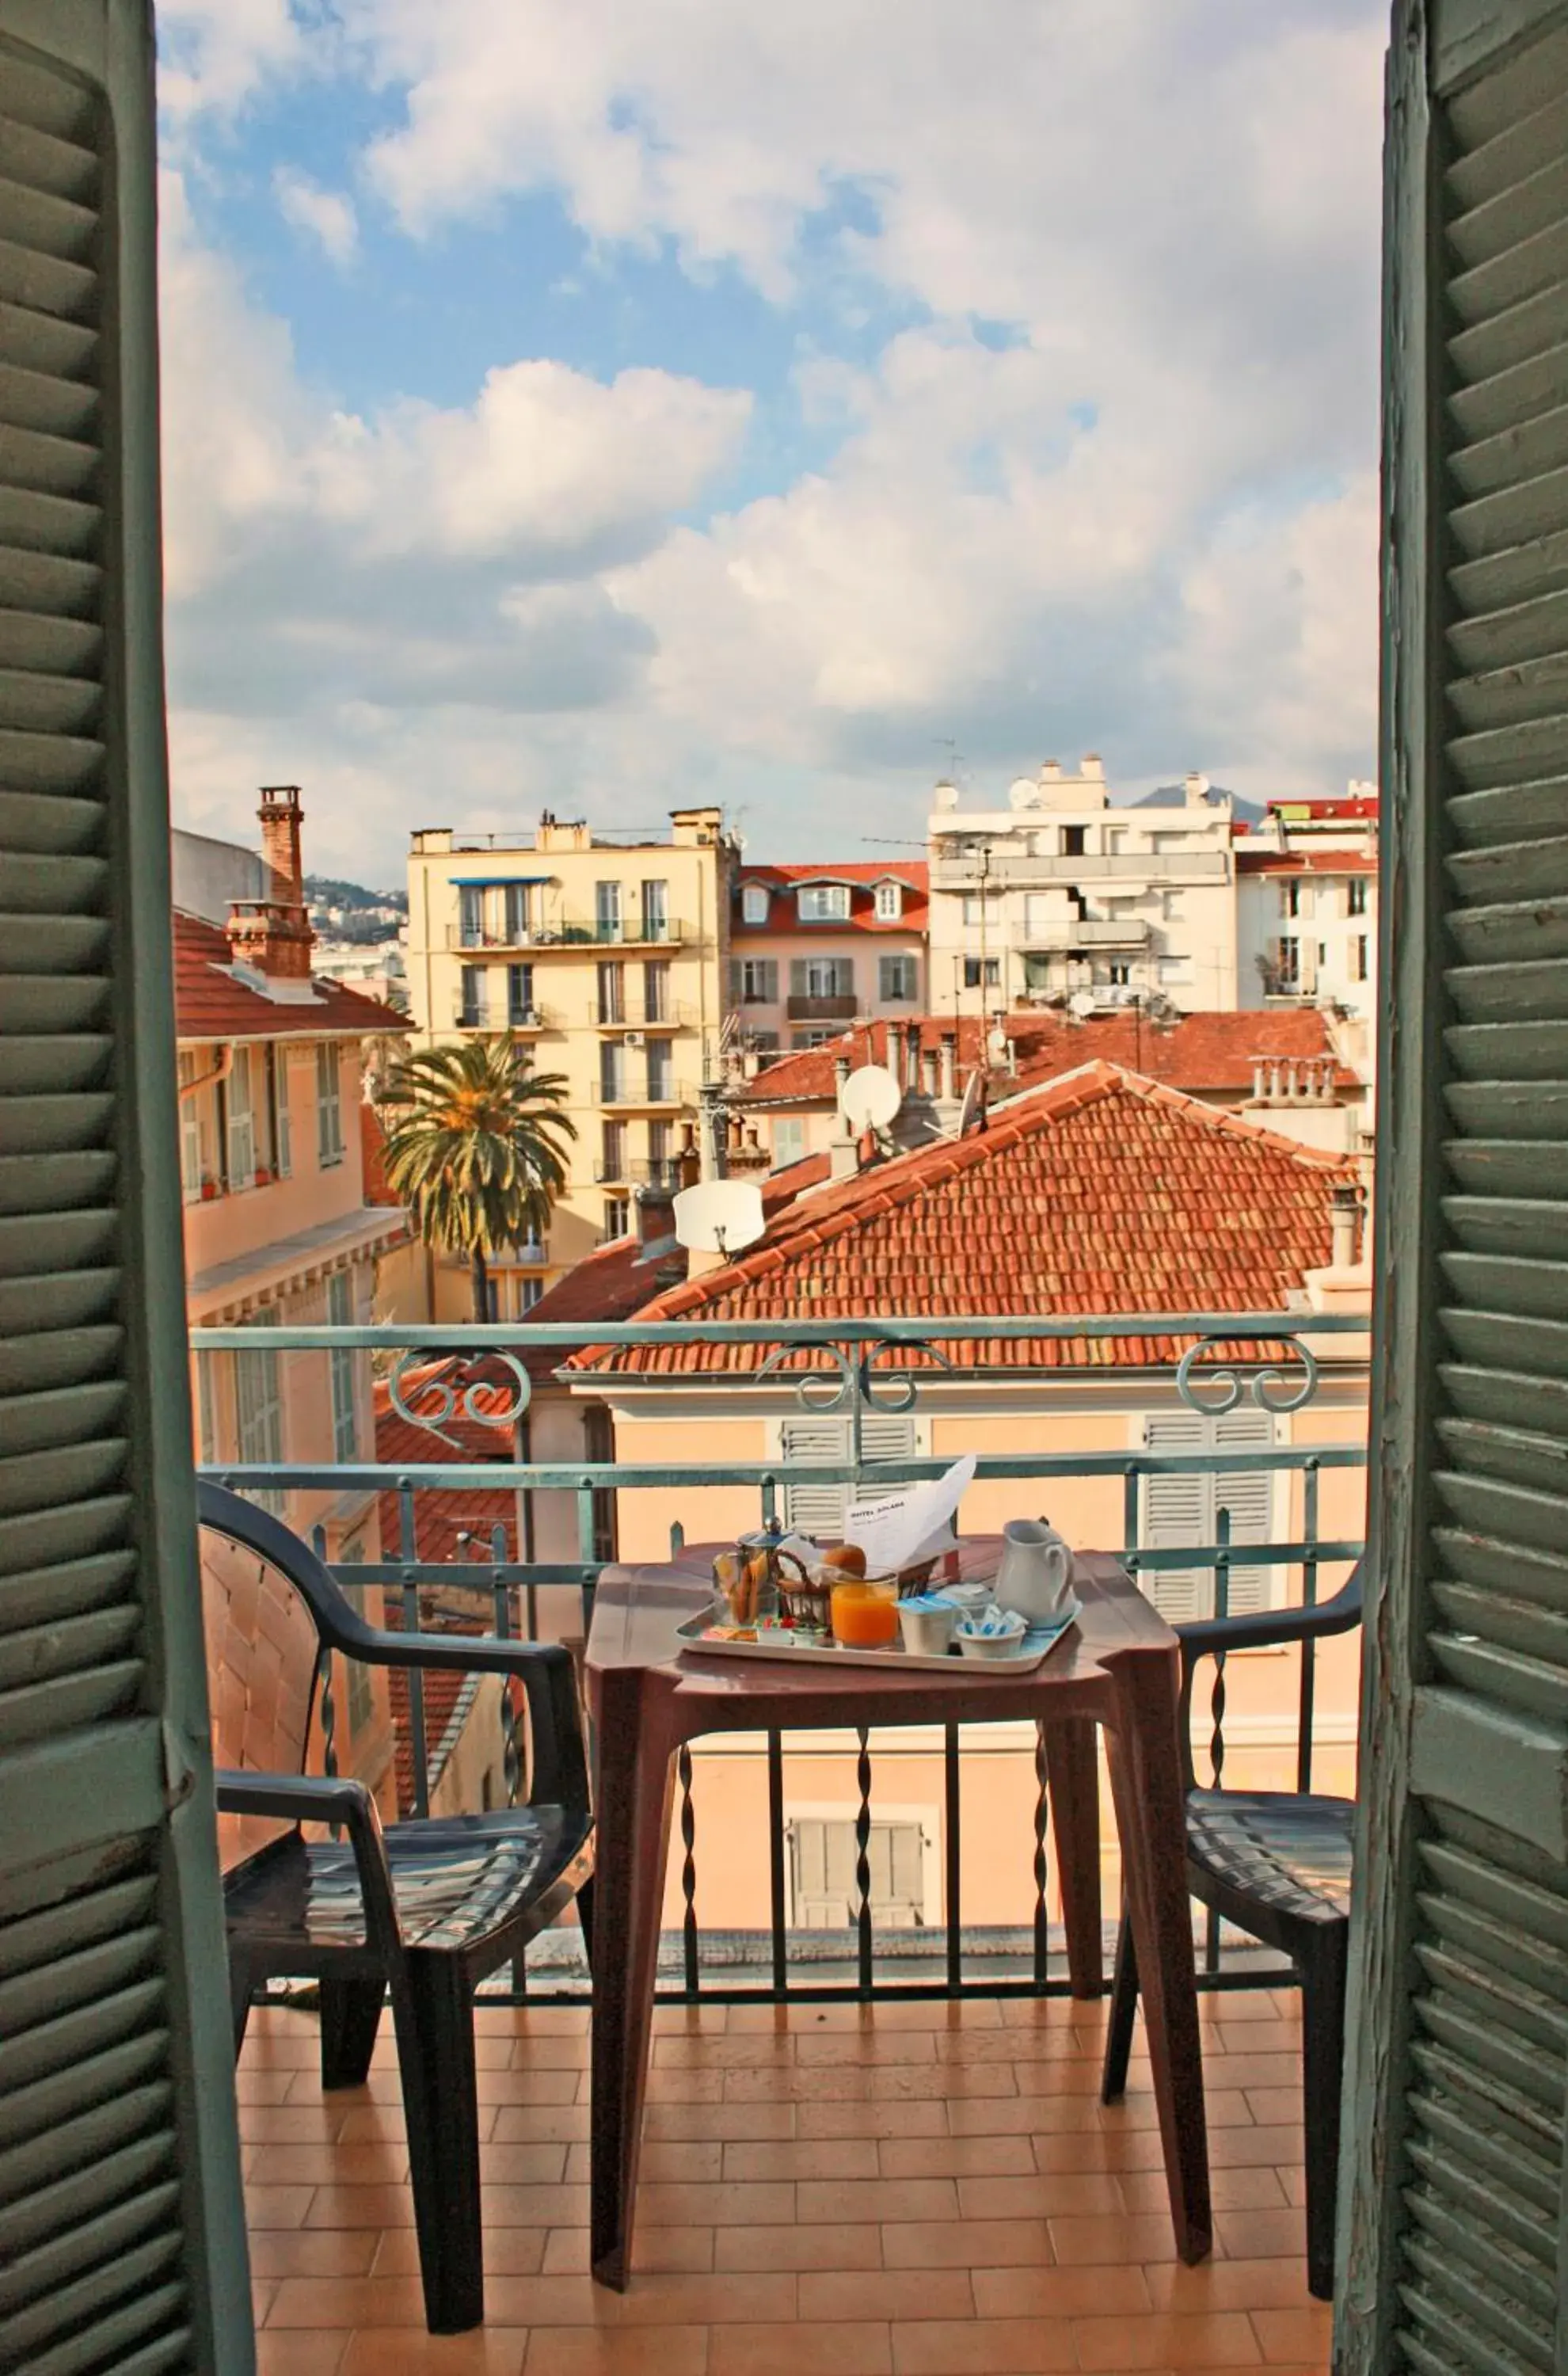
[[375, 1038, 577, 1319]]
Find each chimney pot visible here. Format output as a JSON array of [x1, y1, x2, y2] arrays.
[[1330, 1182, 1361, 1269]]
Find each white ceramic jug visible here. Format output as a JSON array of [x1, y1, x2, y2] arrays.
[[994, 1517, 1074, 1625]]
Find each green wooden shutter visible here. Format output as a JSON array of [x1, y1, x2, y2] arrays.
[[0, 6, 252, 2373], [1340, 6, 1568, 2367]]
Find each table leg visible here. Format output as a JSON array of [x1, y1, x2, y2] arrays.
[[588, 1671, 679, 2290], [1043, 1718, 1103, 1997], [1103, 1647, 1211, 2264]]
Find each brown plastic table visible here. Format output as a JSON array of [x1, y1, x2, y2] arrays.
[[584, 1541, 1211, 2288]]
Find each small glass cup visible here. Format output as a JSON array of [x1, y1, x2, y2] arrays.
[[830, 1578, 900, 1648]]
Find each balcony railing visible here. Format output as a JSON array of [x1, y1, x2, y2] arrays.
[[591, 1001, 695, 1029], [786, 992, 858, 1021], [930, 851, 1230, 889], [1020, 920, 1154, 950], [448, 918, 688, 952], [594, 1155, 684, 1186], [194, 1308, 1368, 2008], [590, 1076, 697, 1108], [455, 1003, 555, 1030]]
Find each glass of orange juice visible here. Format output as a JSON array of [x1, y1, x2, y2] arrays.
[[830, 1578, 900, 1648]]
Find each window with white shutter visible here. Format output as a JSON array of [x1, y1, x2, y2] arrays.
[[788, 1815, 929, 1929], [1140, 1407, 1276, 1620], [225, 1043, 255, 1187], [779, 1411, 917, 1535]]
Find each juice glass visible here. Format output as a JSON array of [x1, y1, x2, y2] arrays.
[[830, 1579, 899, 1648]]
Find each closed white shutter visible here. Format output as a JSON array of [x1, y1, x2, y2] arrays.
[[225, 1043, 253, 1186], [788, 1816, 927, 1929], [1142, 1407, 1277, 1620], [780, 1414, 849, 1533], [1211, 1406, 1275, 1616]]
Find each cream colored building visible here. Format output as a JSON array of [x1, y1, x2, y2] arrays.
[[405, 808, 736, 1315], [927, 756, 1239, 1016]]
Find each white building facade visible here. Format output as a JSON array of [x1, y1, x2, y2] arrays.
[[1235, 790, 1380, 1030]]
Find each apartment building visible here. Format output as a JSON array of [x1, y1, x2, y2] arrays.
[[405, 808, 736, 1313], [728, 862, 927, 1057], [926, 756, 1239, 1015], [1235, 787, 1380, 1036]]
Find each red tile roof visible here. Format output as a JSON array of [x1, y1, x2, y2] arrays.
[[376, 1380, 522, 1559], [173, 908, 410, 1042], [739, 1009, 1357, 1107], [1235, 850, 1377, 874], [733, 862, 928, 937], [575, 1064, 1357, 1376]]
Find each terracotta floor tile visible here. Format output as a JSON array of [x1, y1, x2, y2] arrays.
[[249, 2144, 409, 2188], [482, 2142, 572, 2185], [1143, 2262, 1315, 2315], [1211, 2024, 1304, 2059], [477, 2276, 618, 2327], [610, 2274, 798, 2327], [645, 2069, 728, 2105], [889, 2316, 1078, 2373], [1073, 2309, 1262, 2369], [493, 2104, 592, 2145], [708, 2321, 892, 2376], [721, 2140, 880, 2182], [1243, 2091, 1303, 2129], [725, 2065, 1015, 2105], [972, 2265, 1153, 2320], [510, 2035, 589, 2069], [253, 2281, 278, 2328], [650, 2005, 730, 2035], [1032, 2130, 1168, 2174], [646, 2104, 797, 2143], [257, 2332, 349, 2374], [241, 2104, 349, 2143], [249, 2229, 381, 2279], [881, 2219, 1054, 2271], [956, 2173, 1125, 2221], [520, 2326, 710, 2374], [482, 2182, 590, 2228], [305, 2185, 416, 2230], [931, 2029, 1107, 2066], [1047, 2214, 1178, 2266], [1208, 2130, 1303, 2172], [1278, 2171, 1307, 2210], [1212, 2210, 1307, 2263], [541, 2228, 716, 2277], [1249, 2307, 1334, 2363], [476, 2067, 584, 2106], [795, 2178, 961, 2226], [1201, 2058, 1304, 2094], [265, 2277, 429, 2329], [245, 2184, 317, 2229], [796, 2101, 949, 2142], [371, 2229, 547, 2279], [655, 2036, 795, 2069], [795, 2032, 938, 2066], [715, 2225, 882, 2274], [563, 2142, 721, 2187], [337, 2330, 528, 2375], [1117, 2167, 1285, 2214], [635, 2182, 797, 2229], [236, 2066, 297, 2104], [798, 2269, 976, 2324], [875, 2135, 1034, 2179]]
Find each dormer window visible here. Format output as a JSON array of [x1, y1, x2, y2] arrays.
[[741, 882, 770, 925], [873, 880, 903, 922], [797, 883, 851, 923]]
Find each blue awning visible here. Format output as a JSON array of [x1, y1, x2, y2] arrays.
[[451, 874, 554, 887]]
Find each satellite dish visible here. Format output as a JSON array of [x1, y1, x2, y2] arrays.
[[840, 1064, 902, 1135], [957, 1069, 986, 1135], [986, 1026, 1009, 1065], [1068, 990, 1098, 1020], [673, 1178, 766, 1258]]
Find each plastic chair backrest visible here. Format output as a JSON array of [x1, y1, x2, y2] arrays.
[[200, 1517, 322, 1871]]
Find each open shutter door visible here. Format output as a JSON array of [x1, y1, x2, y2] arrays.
[[1142, 1411, 1212, 1623], [779, 1415, 849, 1535], [1210, 1407, 1275, 1618], [1341, 6, 1568, 2367], [0, 7, 251, 2374]]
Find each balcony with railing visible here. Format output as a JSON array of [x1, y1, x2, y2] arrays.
[[594, 1153, 686, 1186], [449, 916, 690, 952], [590, 1075, 698, 1109], [786, 991, 859, 1021], [454, 1000, 557, 1030], [930, 851, 1231, 890], [202, 1308, 1361, 2363], [591, 999, 697, 1029]]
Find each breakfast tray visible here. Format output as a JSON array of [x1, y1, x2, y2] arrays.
[[674, 1597, 1080, 1675]]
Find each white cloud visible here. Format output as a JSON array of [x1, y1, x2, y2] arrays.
[[157, 0, 318, 130], [273, 166, 360, 265]]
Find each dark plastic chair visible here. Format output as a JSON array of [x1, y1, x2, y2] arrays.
[[1101, 1561, 1363, 2301], [199, 1481, 594, 2333]]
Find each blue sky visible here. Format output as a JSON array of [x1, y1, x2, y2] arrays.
[[157, 0, 1387, 888]]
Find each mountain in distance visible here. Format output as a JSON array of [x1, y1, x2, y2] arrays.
[[305, 874, 408, 913], [1136, 783, 1265, 825]]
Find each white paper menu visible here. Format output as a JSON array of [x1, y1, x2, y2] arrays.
[[844, 1454, 977, 1573]]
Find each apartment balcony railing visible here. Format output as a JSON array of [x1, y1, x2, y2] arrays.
[[590, 1000, 696, 1029], [930, 851, 1230, 889], [596, 1154, 685, 1186], [448, 918, 689, 952], [1020, 919, 1154, 951], [786, 992, 858, 1021], [454, 1002, 555, 1030], [193, 1308, 1368, 2007], [590, 1076, 697, 1109]]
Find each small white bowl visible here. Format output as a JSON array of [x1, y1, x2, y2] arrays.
[[956, 1614, 1027, 1661], [898, 1601, 959, 1658]]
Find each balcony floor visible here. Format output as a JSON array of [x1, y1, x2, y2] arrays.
[[241, 1989, 1330, 2376]]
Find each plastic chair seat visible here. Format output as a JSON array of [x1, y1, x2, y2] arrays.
[[1185, 1790, 1355, 1929], [225, 1806, 584, 1957]]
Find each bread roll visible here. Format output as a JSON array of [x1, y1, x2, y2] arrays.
[[820, 1542, 866, 1578]]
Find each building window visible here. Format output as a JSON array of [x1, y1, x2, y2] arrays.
[[641, 880, 670, 941], [458, 885, 484, 947], [508, 963, 535, 1026], [792, 957, 854, 1000], [1140, 1409, 1277, 1621], [741, 881, 770, 924], [1061, 825, 1087, 857], [596, 881, 622, 940], [196, 1348, 220, 1462], [740, 958, 778, 1003], [503, 881, 531, 942], [597, 960, 626, 1026], [961, 957, 999, 989], [797, 883, 851, 923], [644, 960, 670, 1023], [266, 1045, 291, 1178], [226, 1046, 256, 1187], [601, 1120, 627, 1180], [178, 1053, 203, 1202], [599, 1041, 626, 1102], [327, 1270, 359, 1463], [772, 1117, 807, 1170], [645, 1040, 673, 1101], [516, 1274, 543, 1313], [1107, 962, 1132, 987], [961, 894, 999, 927], [234, 1308, 284, 1516], [1280, 879, 1304, 918], [1274, 936, 1300, 989], [873, 880, 903, 922], [316, 1042, 345, 1164], [648, 1119, 672, 1186], [792, 1027, 839, 1047], [1353, 934, 1370, 982], [459, 964, 488, 1028], [779, 1410, 915, 1536], [789, 1814, 929, 1929], [1348, 878, 1369, 916], [584, 1405, 618, 1563], [604, 1196, 630, 1240], [879, 954, 918, 1002]]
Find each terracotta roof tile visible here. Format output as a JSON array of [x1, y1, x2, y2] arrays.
[[173, 908, 410, 1042], [577, 1063, 1358, 1376], [733, 862, 928, 937]]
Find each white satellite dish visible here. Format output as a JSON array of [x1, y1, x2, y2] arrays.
[[1068, 989, 1098, 1020], [840, 1064, 902, 1135], [673, 1178, 766, 1258], [957, 1068, 987, 1135], [986, 1026, 1009, 1065]]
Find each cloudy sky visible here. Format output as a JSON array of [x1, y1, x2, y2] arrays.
[[157, 0, 1387, 887]]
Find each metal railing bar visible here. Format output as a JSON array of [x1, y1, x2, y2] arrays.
[[192, 1309, 1372, 1350]]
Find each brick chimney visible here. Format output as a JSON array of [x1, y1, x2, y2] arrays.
[[226, 785, 314, 980]]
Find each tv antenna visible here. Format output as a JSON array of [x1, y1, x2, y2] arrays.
[[673, 1178, 766, 1262], [957, 1068, 987, 1136], [840, 1064, 902, 1137]]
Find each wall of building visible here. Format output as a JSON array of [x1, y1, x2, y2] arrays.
[[171, 826, 265, 924], [181, 1037, 365, 1270], [731, 923, 927, 1055], [405, 812, 734, 1300], [1236, 866, 1379, 1022]]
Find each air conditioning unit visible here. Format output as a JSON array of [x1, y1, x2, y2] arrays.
[[624, 1030, 646, 1048]]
